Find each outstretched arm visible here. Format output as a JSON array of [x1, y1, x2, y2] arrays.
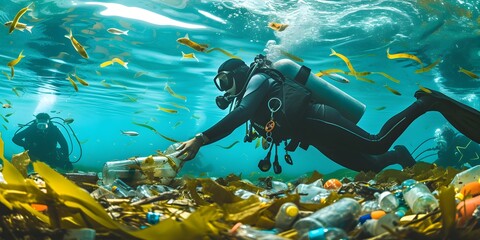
[[176, 74, 270, 160]]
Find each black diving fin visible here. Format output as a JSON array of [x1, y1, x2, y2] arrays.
[[415, 89, 480, 143]]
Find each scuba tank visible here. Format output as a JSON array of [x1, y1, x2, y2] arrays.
[[272, 59, 366, 124]]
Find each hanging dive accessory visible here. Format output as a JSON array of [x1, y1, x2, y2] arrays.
[[258, 143, 273, 172], [284, 141, 293, 165], [257, 97, 282, 173], [273, 144, 282, 174]]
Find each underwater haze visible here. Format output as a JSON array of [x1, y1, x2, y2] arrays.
[[0, 0, 479, 178]]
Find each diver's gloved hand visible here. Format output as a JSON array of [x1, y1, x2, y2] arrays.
[[175, 137, 202, 161]]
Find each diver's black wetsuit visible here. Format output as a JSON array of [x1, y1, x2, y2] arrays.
[[203, 73, 424, 172], [12, 123, 69, 168]]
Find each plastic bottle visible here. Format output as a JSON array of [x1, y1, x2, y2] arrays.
[[360, 200, 380, 215], [102, 143, 186, 187], [111, 178, 136, 198], [275, 202, 299, 230], [136, 185, 154, 199], [235, 189, 269, 202], [402, 179, 439, 213], [362, 213, 400, 236], [299, 227, 349, 240], [374, 191, 399, 212], [450, 165, 480, 190], [293, 198, 361, 234], [230, 223, 288, 240], [295, 184, 331, 203]]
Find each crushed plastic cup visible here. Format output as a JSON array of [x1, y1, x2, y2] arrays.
[[450, 165, 480, 190]]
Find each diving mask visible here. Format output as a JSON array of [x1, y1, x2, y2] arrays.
[[36, 119, 49, 130], [214, 71, 235, 92]]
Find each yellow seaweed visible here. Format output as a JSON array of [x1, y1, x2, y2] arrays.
[[439, 185, 456, 238]]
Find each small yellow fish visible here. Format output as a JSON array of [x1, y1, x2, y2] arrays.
[[157, 106, 178, 114], [7, 50, 25, 78], [415, 58, 441, 74], [12, 87, 22, 96], [384, 84, 401, 96], [165, 83, 186, 101], [100, 79, 111, 88], [176, 34, 209, 52], [64, 118, 74, 124], [9, 3, 33, 34], [356, 77, 375, 84], [112, 57, 128, 69], [458, 67, 479, 79], [315, 69, 344, 76], [330, 49, 357, 76], [100, 60, 113, 68], [172, 121, 183, 129], [255, 138, 260, 148], [205, 47, 240, 59], [416, 83, 432, 93], [280, 50, 304, 62], [66, 74, 78, 92], [169, 102, 190, 112], [134, 71, 147, 78], [386, 48, 423, 66], [2, 71, 12, 80], [107, 28, 129, 35], [181, 51, 199, 62], [191, 114, 200, 120], [372, 72, 400, 84], [375, 106, 386, 111], [4, 21, 33, 33], [316, 71, 349, 83], [65, 29, 89, 59], [2, 103, 11, 108], [268, 22, 288, 31], [73, 72, 89, 86]]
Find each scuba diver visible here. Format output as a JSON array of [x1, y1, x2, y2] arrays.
[[12, 113, 81, 171], [414, 125, 480, 169], [175, 55, 480, 173]]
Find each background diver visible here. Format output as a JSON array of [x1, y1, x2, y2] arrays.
[[12, 113, 80, 171], [412, 124, 480, 169], [174, 56, 480, 173]]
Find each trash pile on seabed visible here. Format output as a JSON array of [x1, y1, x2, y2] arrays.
[[1, 141, 480, 239]]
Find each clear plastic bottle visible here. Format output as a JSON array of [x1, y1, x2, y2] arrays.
[[295, 184, 331, 203], [402, 179, 439, 213], [275, 202, 299, 230], [293, 198, 361, 234], [299, 227, 349, 240], [102, 143, 186, 187], [450, 165, 480, 190], [362, 213, 400, 236], [230, 223, 288, 240], [136, 185, 154, 199], [111, 178, 136, 198], [374, 191, 399, 212]]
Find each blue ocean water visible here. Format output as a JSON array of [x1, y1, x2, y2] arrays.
[[0, 0, 479, 178]]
